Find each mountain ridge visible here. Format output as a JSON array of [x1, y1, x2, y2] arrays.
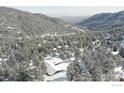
[[0, 6, 76, 39], [77, 10, 124, 31]]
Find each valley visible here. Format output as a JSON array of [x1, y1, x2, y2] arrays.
[[0, 6, 124, 81]]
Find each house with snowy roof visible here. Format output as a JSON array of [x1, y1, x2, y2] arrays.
[[44, 56, 70, 75], [114, 66, 124, 81]]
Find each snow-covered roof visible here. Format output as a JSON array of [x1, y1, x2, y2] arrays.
[[29, 66, 36, 70], [44, 56, 71, 76], [70, 57, 75, 61], [58, 46, 62, 48], [44, 57, 64, 75], [18, 37, 22, 40], [55, 52, 59, 56], [3, 58, 8, 62], [7, 26, 14, 30], [92, 40, 100, 45], [43, 40, 46, 43], [92, 42, 95, 45], [114, 67, 123, 73], [27, 35, 31, 39], [65, 45, 69, 48], [17, 31, 21, 34], [114, 66, 124, 80], [107, 48, 111, 51], [38, 43, 41, 47], [0, 56, 8, 62], [95, 40, 99, 43], [44, 57, 63, 65], [29, 62, 33, 67], [41, 35, 45, 38], [79, 48, 84, 52], [44, 61, 58, 75], [53, 48, 57, 51], [111, 51, 119, 55], [56, 62, 70, 71]]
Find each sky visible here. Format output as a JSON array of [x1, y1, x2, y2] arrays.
[[10, 6, 124, 17]]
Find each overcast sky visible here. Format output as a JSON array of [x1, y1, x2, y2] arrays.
[[10, 6, 124, 17]]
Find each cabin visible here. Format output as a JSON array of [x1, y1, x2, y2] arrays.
[[7, 26, 14, 31], [114, 66, 124, 81], [44, 56, 70, 75], [111, 45, 119, 55], [111, 51, 119, 56]]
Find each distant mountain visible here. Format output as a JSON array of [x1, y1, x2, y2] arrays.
[[58, 16, 89, 24], [34, 13, 68, 25], [0, 7, 77, 39], [77, 10, 124, 31]]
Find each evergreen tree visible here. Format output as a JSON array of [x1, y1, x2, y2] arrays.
[[66, 61, 92, 81], [92, 60, 102, 81]]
